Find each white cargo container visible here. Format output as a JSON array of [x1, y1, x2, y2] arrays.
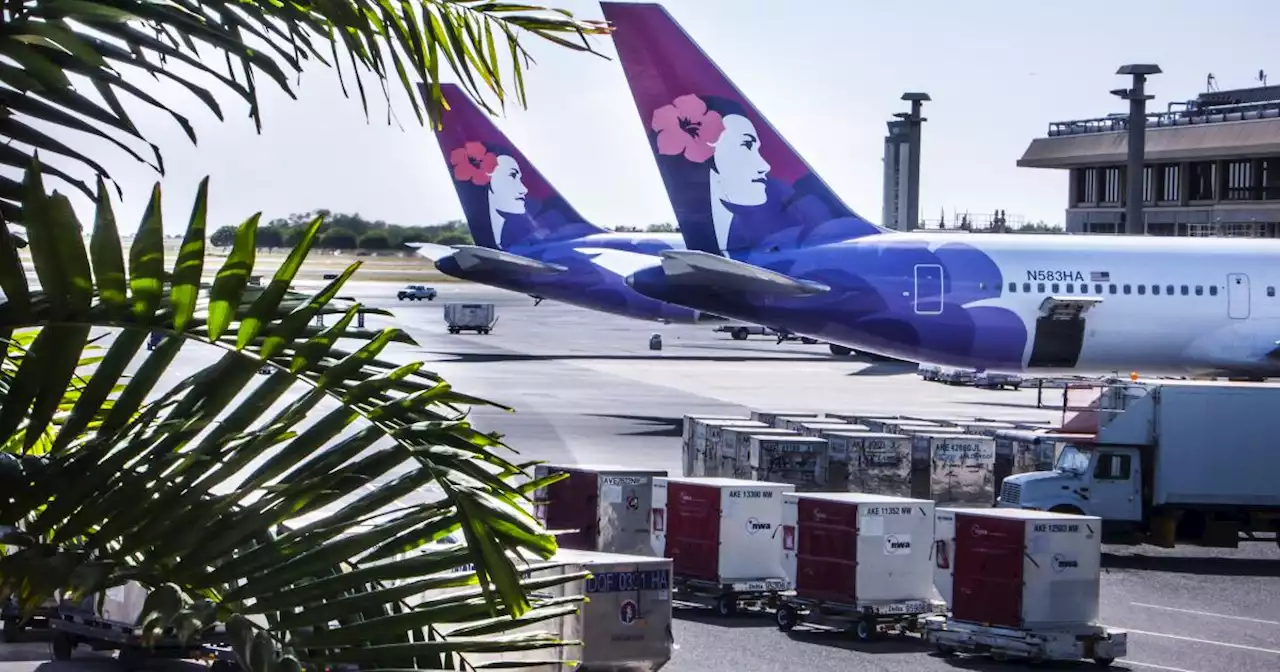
[[953, 420, 1018, 437], [933, 508, 1104, 629], [826, 412, 900, 424], [825, 432, 913, 497], [865, 418, 940, 434], [794, 421, 867, 438], [777, 493, 938, 635], [443, 302, 496, 333], [780, 416, 842, 432], [895, 425, 967, 437], [651, 477, 794, 591], [442, 548, 674, 671], [768, 414, 823, 429], [910, 433, 997, 505], [533, 464, 666, 556], [715, 427, 800, 479], [681, 416, 762, 477], [746, 436, 829, 488], [750, 409, 820, 425]]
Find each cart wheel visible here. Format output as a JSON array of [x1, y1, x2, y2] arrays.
[[117, 646, 146, 671], [933, 644, 955, 657], [714, 595, 738, 618], [775, 605, 798, 632], [1093, 658, 1115, 668], [854, 618, 875, 641], [51, 633, 74, 661]]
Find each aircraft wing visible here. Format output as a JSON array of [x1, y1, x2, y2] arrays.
[[658, 249, 830, 297], [449, 245, 567, 275]]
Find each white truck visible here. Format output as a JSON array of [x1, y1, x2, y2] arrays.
[[397, 284, 438, 301], [998, 380, 1280, 548]]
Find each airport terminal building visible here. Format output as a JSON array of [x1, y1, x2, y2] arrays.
[[1019, 85, 1280, 236]]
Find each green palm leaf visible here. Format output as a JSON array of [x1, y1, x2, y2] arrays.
[[0, 162, 582, 672]]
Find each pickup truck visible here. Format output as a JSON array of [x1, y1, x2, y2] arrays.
[[397, 285, 438, 301]]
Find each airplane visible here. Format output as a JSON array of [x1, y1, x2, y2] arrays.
[[416, 82, 701, 324], [602, 1, 1280, 377]]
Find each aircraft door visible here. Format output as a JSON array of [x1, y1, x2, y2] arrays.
[[1227, 273, 1250, 319], [914, 264, 944, 315]]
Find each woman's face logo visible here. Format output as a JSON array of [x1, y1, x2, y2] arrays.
[[712, 114, 770, 206], [488, 155, 528, 214]]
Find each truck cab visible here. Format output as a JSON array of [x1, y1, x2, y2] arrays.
[[998, 443, 1143, 524]]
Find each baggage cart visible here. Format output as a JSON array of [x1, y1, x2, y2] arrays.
[[652, 477, 794, 617], [775, 492, 943, 639], [922, 616, 1126, 666], [443, 302, 497, 334]]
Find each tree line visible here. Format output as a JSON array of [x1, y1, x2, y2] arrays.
[[208, 209, 474, 250]]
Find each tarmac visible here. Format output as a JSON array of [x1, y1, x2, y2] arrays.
[[4, 280, 1279, 672]]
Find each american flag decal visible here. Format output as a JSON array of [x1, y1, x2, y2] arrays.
[[1090, 271, 1110, 282]]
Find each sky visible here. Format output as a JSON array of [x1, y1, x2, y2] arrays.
[[31, 0, 1280, 235]]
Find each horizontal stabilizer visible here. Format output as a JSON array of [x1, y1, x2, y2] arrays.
[[406, 242, 457, 261], [449, 245, 568, 275], [658, 249, 829, 297]]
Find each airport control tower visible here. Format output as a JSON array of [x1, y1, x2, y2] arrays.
[[882, 120, 912, 230]]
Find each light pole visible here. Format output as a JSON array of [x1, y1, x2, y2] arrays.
[[894, 93, 931, 232], [1112, 64, 1162, 235]]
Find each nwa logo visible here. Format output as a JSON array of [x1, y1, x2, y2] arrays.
[[1052, 554, 1079, 573], [745, 517, 772, 535]]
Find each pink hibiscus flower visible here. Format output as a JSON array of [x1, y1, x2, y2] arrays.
[[449, 141, 498, 186], [650, 94, 725, 163]]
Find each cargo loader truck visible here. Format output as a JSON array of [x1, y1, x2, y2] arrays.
[[998, 380, 1280, 549]]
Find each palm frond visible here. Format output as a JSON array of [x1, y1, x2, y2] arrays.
[[0, 161, 579, 672], [0, 0, 612, 218]]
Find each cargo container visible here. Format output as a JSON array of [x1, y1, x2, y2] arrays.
[[533, 464, 667, 555], [682, 417, 765, 477], [750, 409, 820, 425], [1000, 381, 1280, 548], [864, 418, 940, 434], [910, 433, 996, 505], [775, 493, 944, 639], [715, 427, 801, 479], [952, 420, 1018, 437], [652, 477, 794, 616], [768, 414, 823, 429], [780, 416, 843, 432], [443, 302, 497, 334], [443, 548, 674, 671], [682, 415, 748, 476], [926, 508, 1124, 666], [793, 421, 866, 438], [746, 436, 829, 489], [827, 412, 901, 425], [825, 432, 912, 497], [894, 425, 967, 437]]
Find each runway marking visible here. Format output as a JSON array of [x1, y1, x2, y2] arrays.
[[1114, 626, 1280, 655], [1124, 662, 1201, 672], [1131, 602, 1280, 626]]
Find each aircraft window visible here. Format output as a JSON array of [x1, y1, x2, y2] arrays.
[[1137, 285, 1146, 295], [1210, 286, 1218, 296], [1037, 283, 1045, 293], [1269, 286, 1276, 298], [1180, 285, 1189, 296], [1008, 282, 1016, 293], [1195, 285, 1203, 296], [1051, 283, 1060, 293], [1094, 284, 1103, 294], [1166, 284, 1174, 295], [1152, 285, 1160, 295], [1123, 284, 1132, 295], [1023, 282, 1032, 293], [1108, 284, 1117, 294], [1065, 283, 1074, 293]]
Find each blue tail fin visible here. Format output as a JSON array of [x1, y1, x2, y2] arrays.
[[428, 83, 606, 250], [603, 2, 885, 257]]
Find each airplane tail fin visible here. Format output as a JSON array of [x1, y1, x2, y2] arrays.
[[428, 83, 606, 250], [603, 2, 885, 257]]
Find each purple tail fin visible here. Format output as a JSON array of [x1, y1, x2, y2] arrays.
[[428, 83, 605, 250], [603, 2, 884, 257]]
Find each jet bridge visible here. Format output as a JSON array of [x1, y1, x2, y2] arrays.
[[1027, 296, 1103, 369]]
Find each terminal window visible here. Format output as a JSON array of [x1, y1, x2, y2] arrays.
[[1189, 161, 1216, 200]]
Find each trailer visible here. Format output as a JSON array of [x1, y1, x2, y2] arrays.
[[930, 507, 1124, 665], [1000, 380, 1280, 548], [443, 302, 497, 334], [652, 477, 794, 616], [774, 493, 945, 640]]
